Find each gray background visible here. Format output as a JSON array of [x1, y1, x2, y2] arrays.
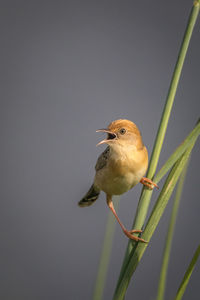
[[1, 0, 200, 299]]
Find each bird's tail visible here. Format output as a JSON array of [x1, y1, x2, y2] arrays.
[[78, 184, 100, 207]]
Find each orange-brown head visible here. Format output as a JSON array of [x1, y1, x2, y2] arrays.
[[96, 119, 144, 150]]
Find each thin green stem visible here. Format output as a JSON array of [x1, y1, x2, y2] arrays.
[[156, 161, 189, 300], [174, 244, 200, 300], [93, 197, 120, 300], [115, 1, 200, 295]]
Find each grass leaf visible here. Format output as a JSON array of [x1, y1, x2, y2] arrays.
[[154, 120, 200, 184], [156, 160, 189, 300], [174, 245, 200, 300]]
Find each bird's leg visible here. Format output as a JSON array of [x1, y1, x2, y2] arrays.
[[140, 177, 159, 189], [106, 195, 147, 243]]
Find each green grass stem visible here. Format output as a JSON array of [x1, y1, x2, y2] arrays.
[[174, 245, 200, 300], [156, 161, 189, 300], [93, 197, 120, 300]]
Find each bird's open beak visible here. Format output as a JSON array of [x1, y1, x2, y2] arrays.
[[96, 128, 117, 146]]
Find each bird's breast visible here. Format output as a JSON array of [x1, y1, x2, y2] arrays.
[[95, 147, 148, 195]]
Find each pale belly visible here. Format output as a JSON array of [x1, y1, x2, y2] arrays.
[[94, 145, 148, 196], [95, 167, 146, 196]]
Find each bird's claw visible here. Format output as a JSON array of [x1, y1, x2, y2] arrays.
[[123, 229, 148, 243], [140, 177, 159, 190]]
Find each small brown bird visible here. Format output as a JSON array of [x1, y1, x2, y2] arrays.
[[78, 119, 158, 242]]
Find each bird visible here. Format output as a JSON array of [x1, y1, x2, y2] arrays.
[[78, 119, 158, 242]]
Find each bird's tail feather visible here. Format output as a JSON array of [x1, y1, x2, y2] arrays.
[[78, 185, 100, 207]]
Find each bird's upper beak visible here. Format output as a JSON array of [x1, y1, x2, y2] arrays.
[[96, 128, 117, 146]]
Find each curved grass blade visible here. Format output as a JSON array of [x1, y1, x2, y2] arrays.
[[154, 120, 200, 184]]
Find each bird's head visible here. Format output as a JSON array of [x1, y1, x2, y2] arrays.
[[96, 119, 144, 149]]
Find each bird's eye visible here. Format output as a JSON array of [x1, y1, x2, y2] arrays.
[[119, 128, 126, 135]]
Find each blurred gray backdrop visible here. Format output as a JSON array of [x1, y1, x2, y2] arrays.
[[1, 0, 200, 299]]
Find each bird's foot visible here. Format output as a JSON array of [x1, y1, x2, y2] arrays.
[[123, 228, 148, 243], [140, 177, 159, 190]]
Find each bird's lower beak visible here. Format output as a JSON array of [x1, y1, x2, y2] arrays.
[[96, 128, 117, 146]]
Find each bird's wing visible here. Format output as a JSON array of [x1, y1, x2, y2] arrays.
[[95, 146, 110, 171]]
